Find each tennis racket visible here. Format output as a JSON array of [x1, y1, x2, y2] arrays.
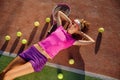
[[47, 3, 70, 34]]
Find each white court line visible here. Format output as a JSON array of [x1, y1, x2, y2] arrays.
[[0, 51, 118, 80]]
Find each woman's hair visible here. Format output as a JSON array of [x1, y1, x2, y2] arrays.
[[72, 33, 82, 40], [72, 19, 90, 40], [80, 19, 90, 33]]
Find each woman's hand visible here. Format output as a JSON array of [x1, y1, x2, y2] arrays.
[[75, 31, 84, 36], [56, 11, 72, 26]]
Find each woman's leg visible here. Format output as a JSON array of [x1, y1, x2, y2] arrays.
[[3, 62, 34, 80], [1, 56, 26, 73], [0, 56, 26, 80]]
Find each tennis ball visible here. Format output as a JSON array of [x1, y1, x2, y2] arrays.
[[98, 27, 104, 33], [57, 73, 63, 79], [69, 59, 75, 65], [21, 39, 27, 44], [45, 17, 51, 23], [17, 31, 22, 37], [5, 35, 11, 40], [34, 21, 40, 27]]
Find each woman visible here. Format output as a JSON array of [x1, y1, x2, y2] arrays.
[[0, 11, 95, 80]]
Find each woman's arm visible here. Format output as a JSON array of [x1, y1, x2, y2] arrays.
[[73, 31, 95, 46], [56, 11, 72, 27]]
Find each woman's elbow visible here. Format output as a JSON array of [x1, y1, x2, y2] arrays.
[[91, 40, 95, 44], [57, 11, 62, 15]]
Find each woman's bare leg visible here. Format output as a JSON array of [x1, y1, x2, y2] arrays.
[[2, 56, 26, 73], [3, 62, 34, 80], [0, 56, 26, 80]]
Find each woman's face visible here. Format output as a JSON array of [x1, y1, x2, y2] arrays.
[[67, 21, 81, 34]]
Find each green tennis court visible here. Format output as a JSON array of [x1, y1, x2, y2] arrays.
[[0, 55, 101, 80]]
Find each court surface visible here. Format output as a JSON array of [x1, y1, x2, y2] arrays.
[[0, 0, 120, 79]]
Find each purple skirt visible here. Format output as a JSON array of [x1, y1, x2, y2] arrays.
[[19, 46, 47, 72]]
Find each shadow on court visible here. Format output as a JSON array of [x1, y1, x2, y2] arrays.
[[9, 37, 20, 55], [67, 46, 85, 80], [17, 44, 26, 55], [27, 27, 38, 45], [95, 32, 102, 54], [0, 41, 9, 57], [39, 22, 50, 41]]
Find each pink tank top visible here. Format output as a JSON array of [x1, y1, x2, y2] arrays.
[[38, 26, 76, 59]]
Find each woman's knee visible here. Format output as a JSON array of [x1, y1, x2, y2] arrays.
[[3, 71, 14, 80]]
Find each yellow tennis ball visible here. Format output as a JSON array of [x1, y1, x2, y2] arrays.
[[5, 35, 11, 40], [34, 21, 40, 27], [45, 17, 51, 23], [17, 31, 22, 37], [21, 39, 27, 44], [98, 27, 104, 33], [69, 59, 75, 65], [57, 73, 63, 79]]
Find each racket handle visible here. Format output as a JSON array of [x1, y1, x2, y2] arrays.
[[48, 25, 54, 33]]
